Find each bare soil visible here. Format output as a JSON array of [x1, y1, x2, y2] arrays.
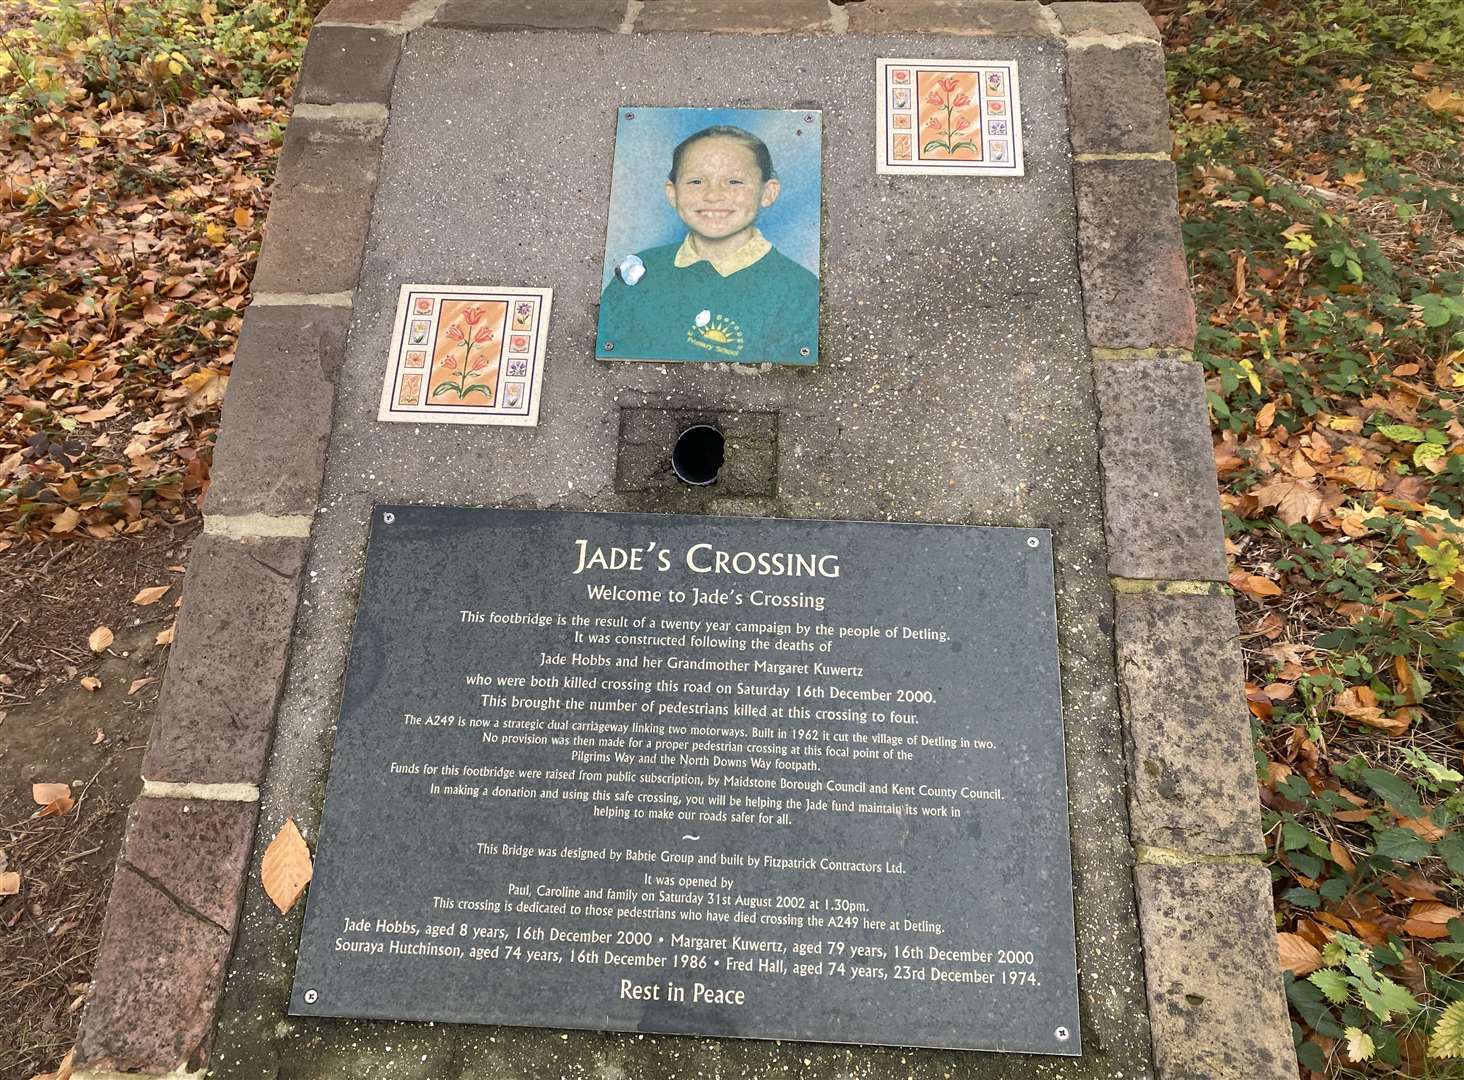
[[0, 525, 198, 1080]]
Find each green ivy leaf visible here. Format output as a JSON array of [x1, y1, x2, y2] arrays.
[[1360, 768, 1424, 818], [1376, 423, 1426, 443], [1309, 968, 1351, 1004], [1373, 827, 1431, 862]]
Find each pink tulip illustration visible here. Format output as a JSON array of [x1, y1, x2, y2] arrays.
[[432, 305, 497, 400], [922, 75, 979, 158]]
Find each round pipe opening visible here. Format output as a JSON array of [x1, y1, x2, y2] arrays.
[[671, 425, 725, 486]]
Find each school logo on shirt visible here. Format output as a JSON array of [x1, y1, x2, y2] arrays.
[[687, 309, 745, 358]]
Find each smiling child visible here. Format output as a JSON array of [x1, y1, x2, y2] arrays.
[[596, 125, 820, 364]]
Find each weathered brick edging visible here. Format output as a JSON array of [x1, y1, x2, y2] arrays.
[[1055, 3, 1296, 1077], [72, 2, 1295, 1076]]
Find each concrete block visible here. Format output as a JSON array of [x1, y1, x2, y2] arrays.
[[1094, 357, 1227, 581], [74, 798, 257, 1073], [207, 305, 348, 518], [1117, 591, 1262, 853], [1075, 159, 1195, 350], [141, 533, 308, 786], [252, 118, 383, 296], [1067, 40, 1171, 155], [637, 0, 831, 33], [1135, 862, 1297, 1080], [847, 0, 1053, 35], [297, 25, 403, 106], [436, 0, 625, 31], [1051, 1, 1159, 40]]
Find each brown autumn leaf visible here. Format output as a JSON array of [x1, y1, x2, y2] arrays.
[[1256, 400, 1277, 432], [32, 783, 70, 805], [261, 818, 313, 913], [50, 507, 81, 533], [1398, 816, 1447, 842], [79, 676, 101, 692], [1264, 682, 1296, 701], [1278, 932, 1323, 975], [156, 623, 176, 646], [127, 677, 155, 695], [233, 205, 253, 228], [1253, 477, 1326, 525], [87, 625, 113, 652], [1330, 839, 1356, 874], [0, 870, 19, 896], [38, 794, 76, 818], [132, 585, 170, 606], [1232, 571, 1284, 598], [1421, 87, 1464, 117]]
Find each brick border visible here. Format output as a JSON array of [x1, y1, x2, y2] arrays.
[[1054, 4, 1296, 1077], [72, 3, 1295, 1076]]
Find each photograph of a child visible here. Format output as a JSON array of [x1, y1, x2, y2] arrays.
[[596, 107, 822, 366]]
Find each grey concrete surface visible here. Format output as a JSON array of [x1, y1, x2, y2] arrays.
[[212, 27, 1153, 1079]]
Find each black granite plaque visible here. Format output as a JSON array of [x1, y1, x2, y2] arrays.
[[291, 507, 1080, 1055]]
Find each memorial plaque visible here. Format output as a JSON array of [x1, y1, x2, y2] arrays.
[[291, 507, 1080, 1055]]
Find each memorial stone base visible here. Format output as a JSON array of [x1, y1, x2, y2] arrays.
[[68, 3, 1297, 1080]]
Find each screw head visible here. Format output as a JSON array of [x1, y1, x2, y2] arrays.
[[603, 341, 614, 352], [305, 989, 319, 1004], [625, 112, 636, 120], [383, 512, 395, 525], [800, 347, 811, 357], [1026, 536, 1039, 548], [1055, 1026, 1070, 1041]]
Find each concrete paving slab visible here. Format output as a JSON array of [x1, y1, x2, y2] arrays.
[[210, 26, 1153, 1080]]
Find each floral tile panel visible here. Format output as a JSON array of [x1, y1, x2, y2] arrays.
[[876, 59, 1025, 177], [377, 285, 552, 427]]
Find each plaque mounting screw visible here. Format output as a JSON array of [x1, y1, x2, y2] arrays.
[[1055, 1026, 1070, 1041], [1026, 536, 1039, 548], [383, 512, 396, 525], [305, 989, 319, 1004]]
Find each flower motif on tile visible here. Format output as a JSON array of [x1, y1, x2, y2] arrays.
[[893, 133, 912, 160], [990, 140, 1008, 162], [988, 98, 1006, 116], [893, 88, 910, 109], [892, 69, 910, 84], [986, 71, 1004, 95], [503, 382, 524, 409], [405, 350, 427, 369], [398, 374, 422, 405], [431, 304, 499, 402], [408, 319, 430, 345], [893, 113, 911, 130], [413, 297, 434, 315], [919, 74, 980, 159], [512, 300, 533, 330], [989, 119, 1008, 136], [507, 357, 528, 377], [508, 334, 530, 353]]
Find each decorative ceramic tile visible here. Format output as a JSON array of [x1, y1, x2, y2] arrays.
[[876, 58, 1025, 177], [377, 284, 551, 427]]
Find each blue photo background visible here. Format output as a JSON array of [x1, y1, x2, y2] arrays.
[[600, 106, 823, 291]]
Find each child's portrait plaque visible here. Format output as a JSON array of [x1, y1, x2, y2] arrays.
[[595, 107, 822, 366]]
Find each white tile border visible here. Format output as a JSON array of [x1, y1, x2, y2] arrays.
[[376, 284, 553, 427], [875, 57, 1026, 177]]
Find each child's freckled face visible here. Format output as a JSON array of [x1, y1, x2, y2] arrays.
[[666, 138, 779, 244]]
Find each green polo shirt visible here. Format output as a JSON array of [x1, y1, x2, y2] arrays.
[[596, 239, 819, 365]]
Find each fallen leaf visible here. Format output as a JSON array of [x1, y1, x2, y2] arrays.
[[1398, 816, 1447, 842], [1253, 477, 1326, 524], [1232, 571, 1284, 598], [50, 508, 81, 533], [1278, 931, 1323, 975], [79, 676, 101, 692], [1330, 839, 1356, 874], [0, 871, 18, 895], [127, 677, 155, 695], [261, 819, 313, 913], [93, 729, 105, 745], [233, 205, 253, 228], [1264, 682, 1296, 701], [38, 795, 76, 818], [156, 623, 175, 646], [131, 585, 170, 606], [1422, 87, 1464, 117], [32, 783, 70, 805], [87, 626, 113, 652]]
